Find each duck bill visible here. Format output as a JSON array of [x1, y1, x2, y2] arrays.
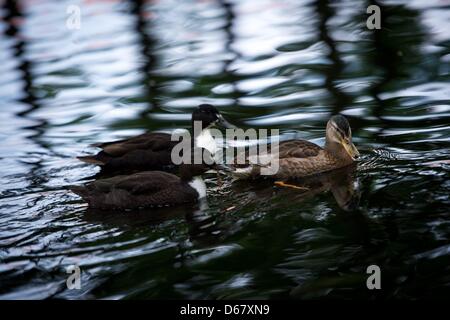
[[343, 141, 360, 160], [216, 114, 236, 129]]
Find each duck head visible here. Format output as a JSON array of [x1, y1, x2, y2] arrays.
[[324, 115, 359, 162], [192, 104, 235, 131]]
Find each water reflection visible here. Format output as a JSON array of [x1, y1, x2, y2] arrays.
[[0, 0, 449, 299], [230, 164, 361, 212], [315, 0, 352, 115], [130, 0, 162, 115], [2, 0, 49, 192], [82, 198, 225, 246], [366, 0, 427, 132]]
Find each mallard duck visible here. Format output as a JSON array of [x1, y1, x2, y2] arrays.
[[71, 161, 214, 210], [77, 104, 234, 173], [231, 115, 359, 181]]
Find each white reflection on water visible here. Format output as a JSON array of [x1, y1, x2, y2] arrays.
[[0, 0, 449, 299]]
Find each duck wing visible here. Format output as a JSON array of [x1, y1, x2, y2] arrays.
[[277, 140, 322, 159], [72, 171, 194, 209], [78, 132, 180, 170], [113, 171, 179, 194], [95, 132, 175, 156], [231, 140, 323, 180], [233, 139, 321, 165], [274, 140, 334, 179]]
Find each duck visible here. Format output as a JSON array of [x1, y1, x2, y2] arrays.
[[77, 104, 235, 173], [231, 115, 360, 183], [71, 152, 218, 210]]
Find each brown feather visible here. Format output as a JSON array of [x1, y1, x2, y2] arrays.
[[276, 140, 322, 159], [72, 171, 199, 210], [232, 139, 350, 179], [79, 132, 180, 172]]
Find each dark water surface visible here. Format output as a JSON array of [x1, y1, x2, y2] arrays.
[[0, 0, 449, 299]]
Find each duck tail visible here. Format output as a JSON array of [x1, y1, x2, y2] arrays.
[[90, 142, 104, 148], [231, 167, 252, 179], [77, 155, 106, 165], [70, 185, 89, 199], [231, 165, 262, 180]]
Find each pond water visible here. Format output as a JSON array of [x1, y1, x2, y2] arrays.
[[0, 0, 449, 299]]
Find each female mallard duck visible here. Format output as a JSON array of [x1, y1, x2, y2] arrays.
[[78, 104, 234, 173], [71, 161, 213, 210], [232, 115, 359, 182]]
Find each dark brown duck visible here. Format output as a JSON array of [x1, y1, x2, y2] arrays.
[[71, 162, 213, 210], [77, 104, 234, 173]]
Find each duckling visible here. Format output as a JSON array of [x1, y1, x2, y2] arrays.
[[71, 160, 215, 210], [232, 115, 359, 181], [77, 104, 234, 173]]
